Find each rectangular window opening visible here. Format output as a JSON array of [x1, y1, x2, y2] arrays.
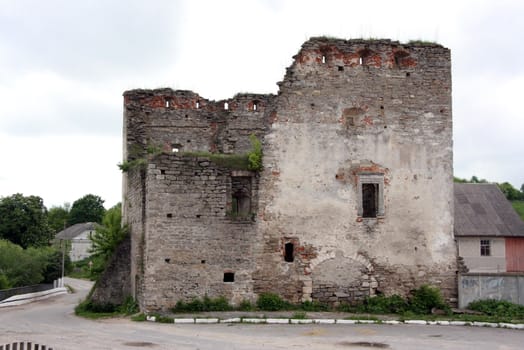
[[362, 183, 378, 218], [284, 242, 294, 262], [223, 272, 235, 282], [480, 239, 491, 256], [229, 175, 252, 217]]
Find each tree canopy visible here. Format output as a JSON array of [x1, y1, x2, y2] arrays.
[[0, 194, 53, 248], [90, 203, 127, 260], [48, 203, 71, 233], [68, 194, 106, 225], [454, 176, 524, 201]]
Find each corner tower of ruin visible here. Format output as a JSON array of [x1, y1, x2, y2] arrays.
[[122, 37, 456, 312]]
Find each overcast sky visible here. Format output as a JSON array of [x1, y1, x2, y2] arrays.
[[1, 0, 523, 209]]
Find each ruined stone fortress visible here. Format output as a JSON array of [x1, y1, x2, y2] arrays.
[[121, 37, 457, 311]]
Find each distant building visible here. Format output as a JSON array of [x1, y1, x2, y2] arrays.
[[55, 222, 96, 262], [455, 183, 524, 273]]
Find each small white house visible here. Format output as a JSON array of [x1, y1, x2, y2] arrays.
[[455, 183, 524, 273], [55, 222, 97, 262]]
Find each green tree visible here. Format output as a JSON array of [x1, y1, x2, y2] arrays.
[[90, 203, 127, 261], [68, 194, 106, 225], [0, 240, 46, 287], [498, 182, 521, 201], [247, 134, 263, 171], [0, 193, 53, 248], [48, 203, 71, 233]]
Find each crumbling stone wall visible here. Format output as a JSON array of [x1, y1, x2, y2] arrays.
[[256, 38, 456, 306], [122, 37, 457, 311], [90, 235, 131, 306]]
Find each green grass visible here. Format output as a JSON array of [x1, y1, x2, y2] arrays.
[[511, 201, 524, 221], [180, 152, 250, 170], [75, 296, 138, 319]]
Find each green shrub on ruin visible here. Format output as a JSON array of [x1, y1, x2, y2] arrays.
[[256, 292, 290, 311]]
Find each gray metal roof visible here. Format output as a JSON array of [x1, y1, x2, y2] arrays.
[[454, 183, 524, 237], [55, 222, 97, 240]]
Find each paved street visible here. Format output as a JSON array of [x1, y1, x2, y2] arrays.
[[0, 278, 523, 349]]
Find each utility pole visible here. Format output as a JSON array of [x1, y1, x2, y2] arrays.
[[61, 220, 66, 287]]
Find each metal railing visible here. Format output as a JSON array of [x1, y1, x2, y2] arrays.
[[0, 284, 53, 302], [0, 342, 53, 350]]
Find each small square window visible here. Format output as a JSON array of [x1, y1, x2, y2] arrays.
[[480, 240, 491, 256], [223, 272, 235, 282]]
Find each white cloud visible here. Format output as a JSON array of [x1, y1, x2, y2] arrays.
[[0, 133, 122, 208], [0, 0, 523, 205]]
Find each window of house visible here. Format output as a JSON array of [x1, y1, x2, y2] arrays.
[[480, 239, 491, 256], [357, 174, 384, 218], [284, 242, 294, 262]]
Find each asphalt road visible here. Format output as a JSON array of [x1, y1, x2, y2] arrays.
[[0, 278, 523, 350]]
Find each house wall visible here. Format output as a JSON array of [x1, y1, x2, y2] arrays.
[[70, 230, 94, 262], [506, 237, 524, 272], [459, 273, 524, 307], [122, 38, 457, 311], [458, 237, 506, 273]]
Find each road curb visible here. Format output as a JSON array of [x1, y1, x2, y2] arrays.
[[143, 316, 524, 329], [0, 287, 67, 308]]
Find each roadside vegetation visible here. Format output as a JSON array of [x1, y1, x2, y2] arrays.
[[0, 239, 71, 289], [75, 295, 138, 319], [123, 286, 524, 324]]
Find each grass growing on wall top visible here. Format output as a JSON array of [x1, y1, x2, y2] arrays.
[[180, 152, 250, 170]]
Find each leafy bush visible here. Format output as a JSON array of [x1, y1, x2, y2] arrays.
[[153, 314, 174, 323], [247, 134, 263, 171], [468, 299, 524, 319], [90, 203, 127, 260], [75, 299, 118, 314], [238, 299, 255, 311], [119, 296, 139, 315], [408, 285, 449, 314], [0, 274, 10, 289], [256, 292, 289, 311], [357, 294, 408, 314], [0, 240, 68, 288], [131, 313, 147, 322], [172, 296, 232, 313]]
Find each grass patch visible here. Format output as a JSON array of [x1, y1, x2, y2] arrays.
[[407, 39, 439, 45], [180, 152, 249, 170], [256, 292, 292, 311], [468, 299, 524, 319], [131, 313, 147, 322], [511, 201, 524, 221], [291, 311, 307, 319], [300, 300, 329, 311], [75, 296, 138, 319]]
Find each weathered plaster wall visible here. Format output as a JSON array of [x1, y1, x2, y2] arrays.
[[458, 237, 506, 273], [256, 38, 456, 304]]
